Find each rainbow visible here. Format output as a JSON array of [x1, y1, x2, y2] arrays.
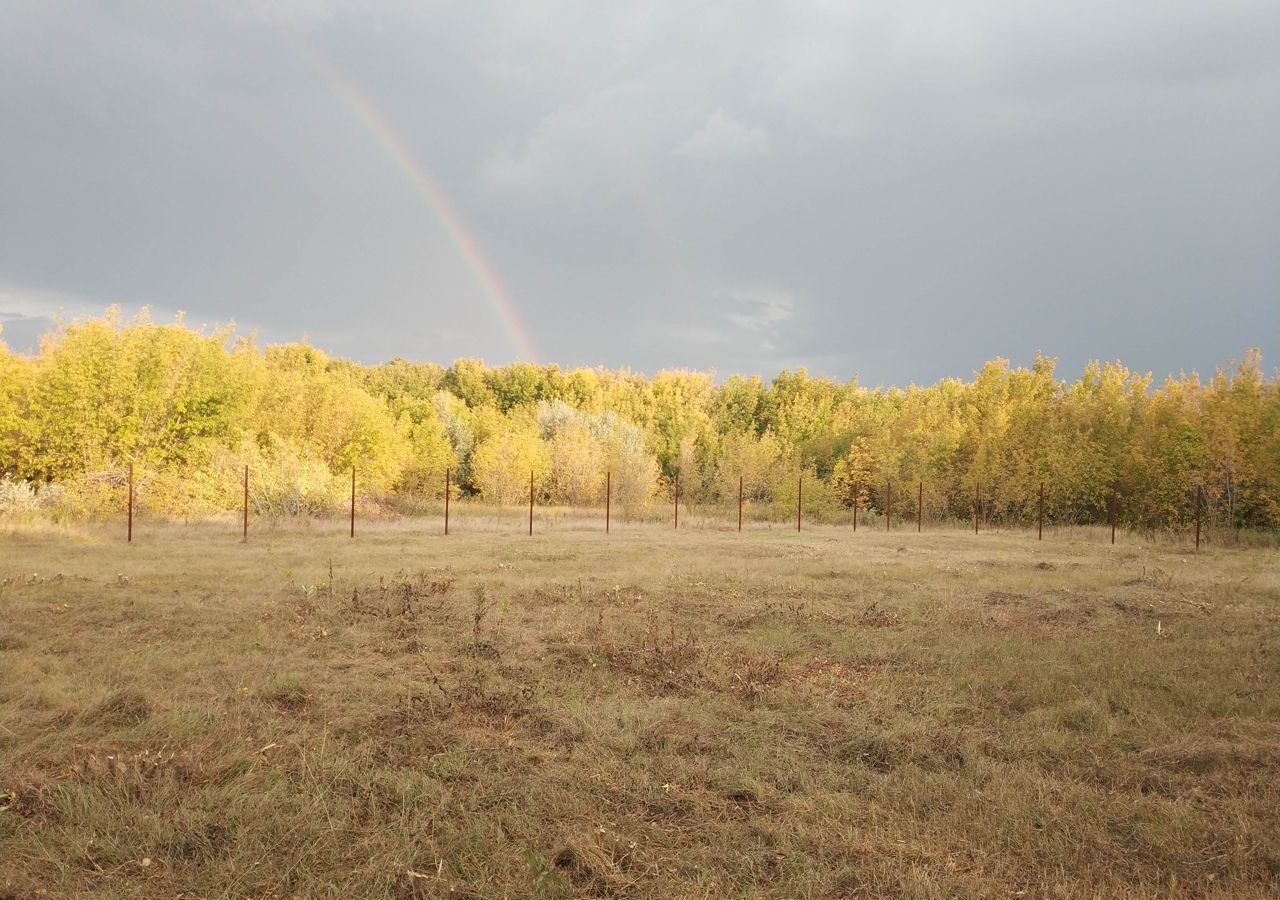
[[288, 37, 537, 362]]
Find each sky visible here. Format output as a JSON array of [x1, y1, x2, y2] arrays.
[[1, 0, 1277, 386]]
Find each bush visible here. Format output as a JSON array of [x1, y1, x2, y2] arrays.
[[0, 477, 43, 517], [48, 470, 128, 521], [221, 439, 347, 518]]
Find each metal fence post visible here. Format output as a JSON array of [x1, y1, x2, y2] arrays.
[[243, 465, 249, 542], [1110, 488, 1117, 544], [1038, 481, 1044, 541], [974, 481, 980, 534], [1195, 485, 1201, 551], [797, 474, 802, 532], [674, 472, 679, 530]]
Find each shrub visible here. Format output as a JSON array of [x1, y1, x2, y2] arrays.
[[0, 476, 42, 517]]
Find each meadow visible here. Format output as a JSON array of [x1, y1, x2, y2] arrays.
[[1, 516, 1277, 898]]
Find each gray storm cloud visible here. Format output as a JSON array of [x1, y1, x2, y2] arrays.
[[0, 0, 1276, 383]]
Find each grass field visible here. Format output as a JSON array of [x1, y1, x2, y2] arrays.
[[1, 517, 1277, 898]]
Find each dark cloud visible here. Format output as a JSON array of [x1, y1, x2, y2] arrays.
[[1, 1, 1276, 382], [0, 312, 54, 354]]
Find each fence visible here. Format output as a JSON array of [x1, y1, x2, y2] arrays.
[[110, 465, 1235, 552]]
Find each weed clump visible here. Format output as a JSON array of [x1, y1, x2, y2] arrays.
[[258, 674, 309, 711], [81, 688, 152, 726]]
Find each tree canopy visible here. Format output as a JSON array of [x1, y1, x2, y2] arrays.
[[1, 311, 1276, 529]]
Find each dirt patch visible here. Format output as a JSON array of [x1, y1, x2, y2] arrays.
[[1108, 599, 1164, 620], [258, 677, 310, 713], [639, 719, 724, 754], [985, 590, 1036, 605], [1032, 604, 1095, 629], [80, 688, 152, 726], [791, 655, 886, 686]]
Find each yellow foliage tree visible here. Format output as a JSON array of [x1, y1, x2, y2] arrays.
[[470, 426, 550, 506]]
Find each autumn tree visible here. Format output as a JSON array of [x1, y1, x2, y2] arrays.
[[1, 311, 1275, 531]]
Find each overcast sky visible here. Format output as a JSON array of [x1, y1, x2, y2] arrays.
[[1, 1, 1277, 386]]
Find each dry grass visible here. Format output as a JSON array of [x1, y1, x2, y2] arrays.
[[1, 517, 1277, 898]]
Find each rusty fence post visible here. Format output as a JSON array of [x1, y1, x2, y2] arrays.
[[444, 468, 450, 535], [917, 480, 923, 533], [974, 481, 980, 534], [1110, 488, 1117, 544], [674, 472, 679, 530], [1038, 481, 1044, 541], [738, 475, 743, 532], [797, 474, 802, 532], [852, 482, 858, 532], [1195, 485, 1201, 551], [243, 465, 249, 542], [127, 463, 134, 543], [886, 481, 892, 532]]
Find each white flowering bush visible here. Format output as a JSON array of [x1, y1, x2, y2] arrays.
[[0, 476, 60, 517]]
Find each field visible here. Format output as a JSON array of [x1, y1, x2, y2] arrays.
[[1, 517, 1278, 899]]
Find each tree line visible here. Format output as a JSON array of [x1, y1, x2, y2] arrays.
[[0, 309, 1276, 530]]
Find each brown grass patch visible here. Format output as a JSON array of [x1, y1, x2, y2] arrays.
[[1, 520, 1277, 898]]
